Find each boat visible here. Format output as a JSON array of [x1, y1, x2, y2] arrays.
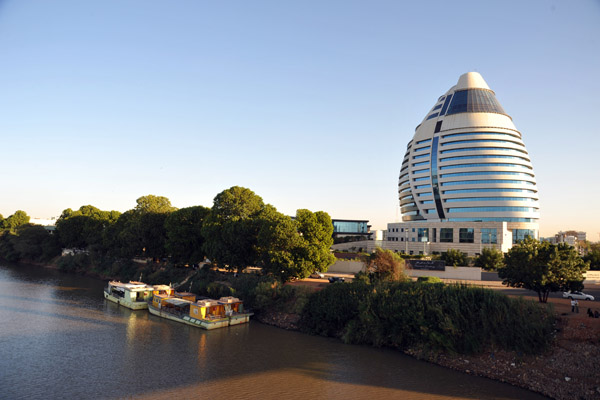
[[148, 294, 253, 330], [104, 281, 155, 310]]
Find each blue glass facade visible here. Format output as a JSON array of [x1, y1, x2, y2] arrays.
[[446, 89, 507, 116]]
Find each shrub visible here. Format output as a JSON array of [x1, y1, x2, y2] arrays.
[[300, 281, 555, 355], [299, 281, 372, 337], [441, 249, 467, 266]]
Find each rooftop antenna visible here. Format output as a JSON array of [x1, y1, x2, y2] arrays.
[[189, 281, 193, 293]]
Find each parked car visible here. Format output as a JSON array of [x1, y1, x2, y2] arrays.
[[309, 272, 325, 279], [328, 276, 345, 283], [562, 291, 595, 301]]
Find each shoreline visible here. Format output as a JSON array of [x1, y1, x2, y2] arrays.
[[254, 299, 600, 400], [5, 260, 599, 399]]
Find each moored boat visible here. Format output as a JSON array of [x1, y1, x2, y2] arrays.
[[148, 294, 252, 330], [104, 281, 154, 310]]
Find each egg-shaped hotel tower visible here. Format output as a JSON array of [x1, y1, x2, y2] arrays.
[[386, 72, 539, 256]]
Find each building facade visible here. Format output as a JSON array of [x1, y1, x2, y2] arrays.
[[389, 72, 539, 256]]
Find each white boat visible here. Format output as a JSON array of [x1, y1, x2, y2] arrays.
[[103, 281, 154, 310]]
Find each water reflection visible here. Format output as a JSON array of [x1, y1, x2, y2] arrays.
[[0, 263, 547, 400]]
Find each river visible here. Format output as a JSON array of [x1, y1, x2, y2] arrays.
[[0, 263, 547, 399]]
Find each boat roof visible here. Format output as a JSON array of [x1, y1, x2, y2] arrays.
[[109, 281, 153, 290], [219, 296, 241, 304], [163, 298, 193, 307], [153, 285, 172, 290], [196, 299, 219, 307], [175, 292, 195, 297]]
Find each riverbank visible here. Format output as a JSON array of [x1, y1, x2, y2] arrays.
[[8, 259, 599, 399], [256, 291, 600, 400]]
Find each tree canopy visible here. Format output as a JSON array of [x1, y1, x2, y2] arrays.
[[134, 195, 177, 214], [1, 210, 30, 232], [56, 205, 120, 249], [3, 187, 338, 282], [583, 248, 600, 271], [498, 237, 589, 303], [165, 205, 210, 264], [257, 207, 336, 281], [202, 186, 266, 272]]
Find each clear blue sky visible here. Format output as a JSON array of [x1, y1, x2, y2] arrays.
[[1, 0, 599, 239]]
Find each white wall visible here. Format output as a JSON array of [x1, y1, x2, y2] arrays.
[[584, 271, 600, 284], [406, 266, 482, 281], [327, 260, 365, 274]]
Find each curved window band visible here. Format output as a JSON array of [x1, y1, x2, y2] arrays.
[[441, 147, 528, 154], [442, 131, 521, 140], [443, 188, 536, 194], [441, 179, 536, 186], [440, 155, 531, 162], [441, 139, 524, 147], [444, 197, 538, 203], [447, 217, 538, 223], [440, 163, 531, 170], [440, 171, 534, 178], [447, 206, 538, 213]]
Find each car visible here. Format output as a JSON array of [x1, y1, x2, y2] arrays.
[[562, 291, 595, 301], [328, 276, 345, 283], [309, 272, 325, 279]]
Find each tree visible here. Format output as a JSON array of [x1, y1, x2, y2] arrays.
[[1, 210, 30, 232], [498, 237, 589, 303], [202, 186, 266, 272], [474, 247, 504, 271], [441, 248, 467, 266], [257, 207, 336, 281], [367, 247, 406, 282], [583, 249, 600, 271], [164, 205, 210, 264], [107, 195, 177, 259], [257, 206, 307, 281], [134, 195, 176, 214], [295, 209, 336, 274], [55, 205, 120, 249]]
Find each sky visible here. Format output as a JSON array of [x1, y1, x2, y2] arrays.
[[1, 0, 599, 239]]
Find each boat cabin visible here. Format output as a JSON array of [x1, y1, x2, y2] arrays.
[[152, 285, 175, 297], [106, 281, 154, 302], [190, 299, 224, 319], [189, 297, 244, 319], [219, 296, 244, 313]]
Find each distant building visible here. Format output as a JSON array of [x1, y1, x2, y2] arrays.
[[542, 231, 586, 247], [29, 217, 58, 233], [331, 219, 371, 241]]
